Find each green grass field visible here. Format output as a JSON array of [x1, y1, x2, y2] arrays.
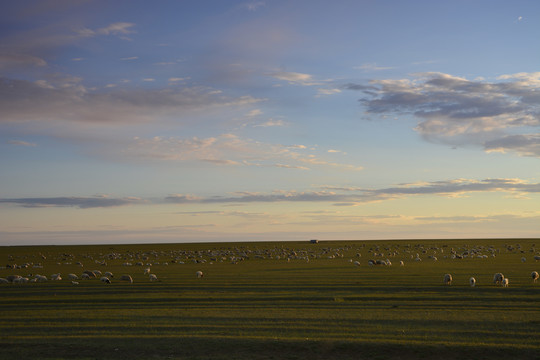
[[0, 239, 539, 359]]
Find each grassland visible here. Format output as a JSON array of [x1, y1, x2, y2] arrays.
[[0, 239, 539, 359]]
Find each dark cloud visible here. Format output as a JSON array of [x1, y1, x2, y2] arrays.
[[0, 196, 141, 209], [0, 77, 262, 124], [347, 72, 540, 157]]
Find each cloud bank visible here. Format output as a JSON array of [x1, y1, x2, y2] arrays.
[[3, 178, 537, 209]]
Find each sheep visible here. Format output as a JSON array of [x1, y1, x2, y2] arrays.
[[196, 271, 204, 278], [71, 281, 79, 285], [502, 278, 509, 287], [81, 273, 90, 280], [534, 255, 540, 261], [368, 259, 376, 266], [149, 274, 158, 282], [521, 257, 527, 263], [443, 274, 452, 285], [83, 270, 96, 278], [68, 273, 78, 280], [144, 267, 151, 275], [92, 270, 102, 276], [493, 273, 504, 285], [35, 275, 48, 282], [6, 275, 22, 283], [0, 278, 9, 284], [399, 260, 404, 266], [531, 271, 539, 283], [100, 276, 111, 284], [469, 277, 476, 287], [120, 274, 133, 283], [104, 271, 114, 278], [51, 273, 62, 281]]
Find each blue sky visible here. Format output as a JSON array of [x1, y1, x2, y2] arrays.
[[1, 0, 540, 245]]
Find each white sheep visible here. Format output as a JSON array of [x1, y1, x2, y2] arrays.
[[0, 278, 9, 284], [521, 257, 526, 263], [51, 273, 62, 281], [68, 273, 78, 280], [149, 274, 158, 282], [493, 273, 504, 285], [120, 274, 133, 283], [502, 278, 509, 287], [144, 267, 151, 275], [196, 271, 204, 278], [104, 271, 114, 278], [81, 273, 90, 280], [399, 260, 404, 266], [71, 281, 79, 285], [531, 271, 539, 283], [443, 273, 452, 285], [100, 276, 111, 284], [469, 277, 476, 287], [35, 275, 48, 282]]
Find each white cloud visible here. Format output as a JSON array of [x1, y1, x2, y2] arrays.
[[268, 71, 320, 86], [316, 88, 342, 97], [120, 56, 138, 61]]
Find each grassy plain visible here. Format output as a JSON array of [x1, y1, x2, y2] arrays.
[[0, 238, 539, 359]]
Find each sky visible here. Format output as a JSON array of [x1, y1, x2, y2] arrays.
[[1, 0, 540, 245]]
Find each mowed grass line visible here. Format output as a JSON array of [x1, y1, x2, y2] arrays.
[[0, 238, 539, 359]]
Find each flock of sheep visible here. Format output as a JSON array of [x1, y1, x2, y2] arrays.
[[443, 271, 539, 287], [0, 241, 538, 288]]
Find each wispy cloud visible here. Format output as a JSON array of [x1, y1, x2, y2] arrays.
[[78, 22, 136, 41], [354, 63, 395, 72], [122, 133, 361, 171], [7, 140, 37, 147], [0, 77, 263, 125], [348, 72, 540, 157]]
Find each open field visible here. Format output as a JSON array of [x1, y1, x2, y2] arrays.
[[0, 239, 539, 360]]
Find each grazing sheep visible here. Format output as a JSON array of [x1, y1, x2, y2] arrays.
[[531, 271, 539, 283], [35, 275, 48, 282], [71, 281, 79, 285], [353, 261, 360, 266], [68, 273, 78, 280], [368, 259, 376, 266], [6, 275, 22, 283], [51, 273, 62, 281], [83, 270, 96, 278], [144, 267, 151, 275], [100, 276, 111, 284], [120, 274, 133, 283], [534, 255, 540, 261], [149, 274, 158, 282], [81, 273, 90, 280], [196, 271, 203, 278], [493, 273, 504, 285], [469, 277, 476, 287], [521, 257, 527, 263], [104, 271, 114, 278], [399, 260, 404, 266], [92, 270, 102, 276], [443, 274, 452, 285], [502, 278, 509, 287], [0, 278, 9, 284]]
